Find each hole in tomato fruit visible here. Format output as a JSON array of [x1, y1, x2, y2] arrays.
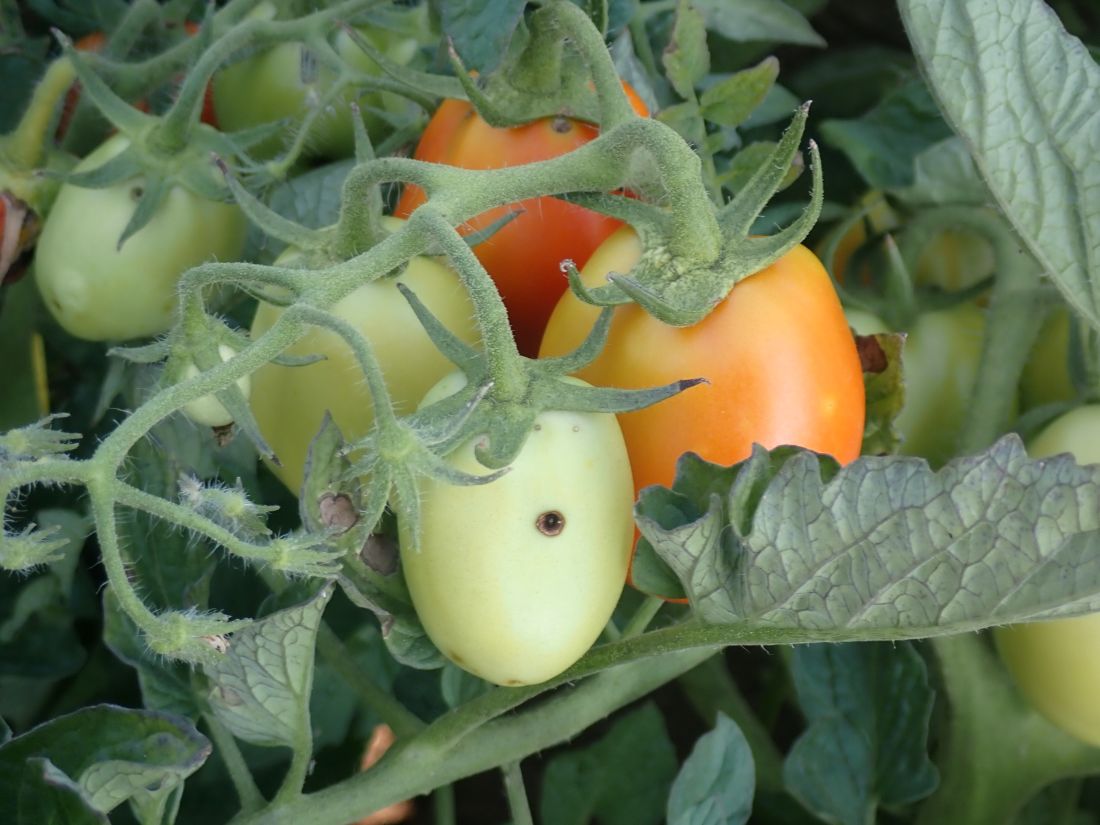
[[130, 186, 143, 200], [551, 116, 571, 134], [536, 510, 565, 536]]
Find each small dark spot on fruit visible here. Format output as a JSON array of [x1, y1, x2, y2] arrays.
[[551, 116, 572, 134], [536, 510, 565, 536], [505, 678, 523, 686], [130, 186, 144, 200]]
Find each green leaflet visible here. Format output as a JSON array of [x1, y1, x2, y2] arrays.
[[636, 438, 1100, 635], [899, 0, 1100, 332]]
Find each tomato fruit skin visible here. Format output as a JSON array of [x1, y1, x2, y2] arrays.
[[912, 228, 995, 293], [400, 373, 633, 686], [892, 303, 989, 467], [1020, 307, 1075, 410], [211, 21, 418, 160], [539, 227, 865, 495], [995, 405, 1100, 747], [33, 135, 247, 341], [248, 219, 480, 494], [181, 344, 250, 428], [394, 86, 649, 356]]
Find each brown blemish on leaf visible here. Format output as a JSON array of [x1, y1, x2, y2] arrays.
[[855, 332, 889, 374], [361, 534, 399, 576], [319, 492, 358, 534]]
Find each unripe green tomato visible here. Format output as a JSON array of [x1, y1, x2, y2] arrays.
[[399, 373, 634, 686], [182, 344, 251, 428], [995, 405, 1100, 747], [1020, 307, 1075, 410], [211, 17, 419, 160], [894, 302, 990, 467], [34, 135, 247, 341], [248, 218, 479, 493], [912, 228, 995, 293], [844, 307, 890, 336]]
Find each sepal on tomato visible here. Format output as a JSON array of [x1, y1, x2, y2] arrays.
[[568, 104, 823, 328]]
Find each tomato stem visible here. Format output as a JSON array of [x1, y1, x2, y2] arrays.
[[501, 762, 534, 825], [1, 57, 76, 171], [203, 712, 267, 814]]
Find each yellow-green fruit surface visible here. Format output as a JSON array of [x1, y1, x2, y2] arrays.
[[400, 374, 634, 686], [995, 405, 1100, 747]]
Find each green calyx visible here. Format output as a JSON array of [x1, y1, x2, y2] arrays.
[[571, 103, 824, 327], [388, 283, 704, 473], [346, 0, 639, 129]]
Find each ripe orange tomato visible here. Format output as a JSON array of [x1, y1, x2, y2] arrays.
[[394, 84, 648, 356], [540, 226, 866, 498]]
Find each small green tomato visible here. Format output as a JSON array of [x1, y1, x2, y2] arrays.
[[34, 135, 247, 341], [248, 218, 480, 493], [399, 374, 634, 686], [181, 344, 251, 428], [995, 405, 1100, 747]]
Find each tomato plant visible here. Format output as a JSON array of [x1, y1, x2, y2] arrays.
[[995, 405, 1100, 748], [248, 219, 480, 494], [33, 134, 247, 341], [891, 302, 990, 466], [211, 7, 421, 160], [3, 3, 1100, 825], [394, 84, 648, 356], [181, 344, 250, 428], [540, 226, 865, 494], [57, 23, 217, 140], [1020, 306, 1076, 410], [400, 373, 633, 686]]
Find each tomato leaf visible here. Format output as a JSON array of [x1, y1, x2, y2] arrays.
[[699, 58, 779, 129], [858, 330, 905, 456], [441, 0, 527, 75], [0, 705, 210, 821], [820, 78, 952, 190], [899, 0, 1100, 332], [17, 758, 107, 825], [667, 713, 755, 825], [693, 0, 824, 48], [574, 0, 610, 35], [202, 585, 332, 749], [783, 643, 938, 824], [662, 0, 710, 101], [0, 511, 89, 681], [0, 279, 46, 432], [719, 141, 801, 196], [540, 702, 677, 825], [788, 46, 911, 120], [440, 663, 490, 708], [637, 437, 1100, 635], [889, 137, 989, 208], [631, 536, 687, 601]]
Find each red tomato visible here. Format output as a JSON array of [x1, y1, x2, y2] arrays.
[[394, 84, 648, 356], [540, 226, 865, 506]]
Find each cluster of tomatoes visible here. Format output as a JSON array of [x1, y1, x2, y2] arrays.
[[19, 7, 870, 687], [24, 4, 1098, 728]]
